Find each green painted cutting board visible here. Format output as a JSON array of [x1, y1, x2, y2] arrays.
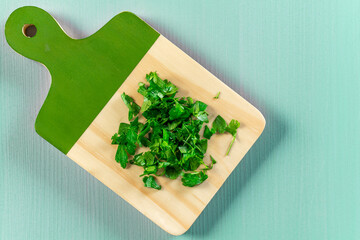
[[5, 6, 265, 235]]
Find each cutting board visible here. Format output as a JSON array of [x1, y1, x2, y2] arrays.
[[5, 6, 266, 235]]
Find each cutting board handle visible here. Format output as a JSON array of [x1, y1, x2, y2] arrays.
[[5, 6, 160, 154], [5, 6, 70, 65]]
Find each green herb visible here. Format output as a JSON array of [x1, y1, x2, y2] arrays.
[[226, 119, 240, 136], [225, 119, 240, 155], [143, 176, 161, 190], [209, 155, 217, 169], [214, 91, 220, 99], [181, 171, 208, 187], [115, 145, 128, 168], [203, 125, 215, 139], [114, 72, 241, 189], [226, 137, 236, 156], [212, 115, 227, 133], [201, 155, 217, 170], [121, 93, 140, 121], [165, 166, 182, 179]]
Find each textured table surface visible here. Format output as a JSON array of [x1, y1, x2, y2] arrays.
[[1, 0, 359, 239]]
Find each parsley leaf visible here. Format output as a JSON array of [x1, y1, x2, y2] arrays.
[[131, 153, 146, 166], [165, 166, 182, 179], [195, 111, 209, 122], [211, 155, 217, 164], [115, 145, 128, 168], [143, 176, 161, 190], [208, 155, 217, 169], [193, 101, 207, 113], [121, 93, 140, 121], [225, 119, 240, 136], [118, 123, 130, 134], [203, 125, 215, 139], [169, 102, 187, 120], [181, 171, 208, 187], [212, 115, 227, 133], [141, 97, 152, 112], [144, 151, 155, 165], [140, 165, 158, 176]]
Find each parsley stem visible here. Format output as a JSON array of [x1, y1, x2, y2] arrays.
[[183, 138, 203, 152], [226, 136, 236, 156]]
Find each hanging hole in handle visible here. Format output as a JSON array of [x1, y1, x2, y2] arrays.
[[22, 24, 37, 38]]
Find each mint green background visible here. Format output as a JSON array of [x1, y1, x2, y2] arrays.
[[1, 1, 359, 239]]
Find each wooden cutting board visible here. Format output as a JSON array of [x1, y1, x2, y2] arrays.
[[5, 6, 265, 235]]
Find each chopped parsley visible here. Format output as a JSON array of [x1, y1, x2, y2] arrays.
[[112, 72, 240, 190]]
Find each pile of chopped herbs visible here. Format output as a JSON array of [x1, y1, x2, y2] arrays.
[[111, 72, 240, 190]]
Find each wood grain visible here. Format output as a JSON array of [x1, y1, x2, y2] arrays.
[[67, 35, 265, 235]]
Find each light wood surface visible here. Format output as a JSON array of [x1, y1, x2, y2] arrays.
[[67, 35, 265, 235]]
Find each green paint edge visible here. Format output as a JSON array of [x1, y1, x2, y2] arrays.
[[5, 6, 160, 154]]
